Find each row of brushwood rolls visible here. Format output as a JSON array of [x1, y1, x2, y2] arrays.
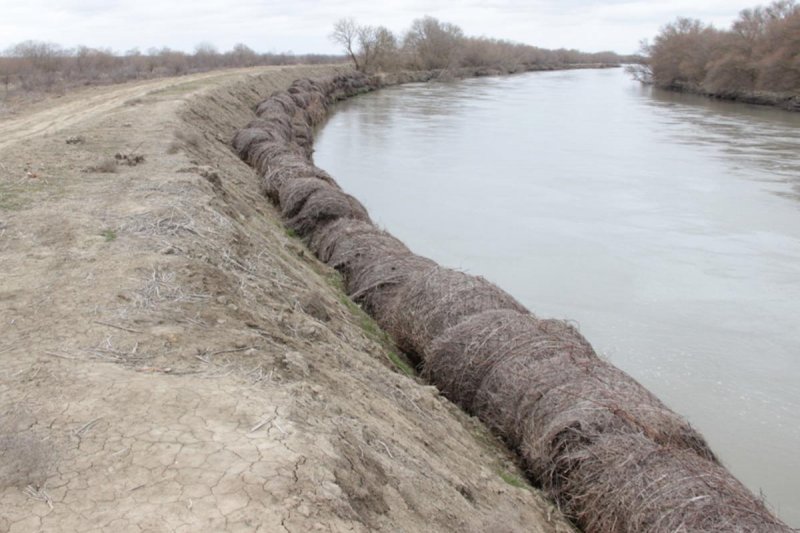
[[232, 73, 789, 533]]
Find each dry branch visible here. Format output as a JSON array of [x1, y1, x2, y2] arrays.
[[382, 266, 528, 356]]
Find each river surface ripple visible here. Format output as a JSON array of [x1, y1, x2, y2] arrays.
[[314, 68, 800, 525]]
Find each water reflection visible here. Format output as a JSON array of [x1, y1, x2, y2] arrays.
[[641, 86, 800, 199]]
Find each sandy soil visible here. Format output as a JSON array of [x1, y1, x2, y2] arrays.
[[0, 67, 574, 532]]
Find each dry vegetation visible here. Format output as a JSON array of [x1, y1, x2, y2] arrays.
[[331, 16, 631, 74], [0, 42, 340, 105], [234, 72, 791, 531], [636, 0, 800, 106], [0, 14, 629, 113], [1, 65, 578, 532]]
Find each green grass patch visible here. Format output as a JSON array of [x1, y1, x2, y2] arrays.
[[284, 227, 299, 239], [101, 229, 117, 242], [326, 271, 347, 296], [0, 181, 45, 211], [386, 350, 415, 377], [358, 314, 383, 339], [0, 189, 23, 211], [498, 470, 529, 489]]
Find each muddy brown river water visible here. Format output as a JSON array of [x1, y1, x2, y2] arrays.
[[313, 67, 800, 525]]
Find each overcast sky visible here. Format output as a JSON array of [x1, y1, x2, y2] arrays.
[[1, 0, 763, 55]]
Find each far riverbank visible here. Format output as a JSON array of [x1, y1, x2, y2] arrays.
[[664, 81, 800, 112]]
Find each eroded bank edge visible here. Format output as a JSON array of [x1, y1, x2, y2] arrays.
[[232, 70, 790, 532]]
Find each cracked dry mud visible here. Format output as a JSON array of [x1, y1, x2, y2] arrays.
[[0, 66, 575, 532]]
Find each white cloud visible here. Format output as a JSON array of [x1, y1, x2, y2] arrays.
[[0, 0, 763, 55]]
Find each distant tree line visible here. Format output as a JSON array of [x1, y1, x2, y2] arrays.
[[0, 15, 635, 102], [0, 42, 341, 98], [330, 16, 630, 74], [639, 0, 800, 94]]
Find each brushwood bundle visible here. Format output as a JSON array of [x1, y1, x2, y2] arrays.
[[232, 72, 790, 532]]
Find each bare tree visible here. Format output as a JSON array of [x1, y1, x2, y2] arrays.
[[371, 26, 400, 71], [331, 18, 361, 71], [193, 42, 219, 70], [229, 44, 258, 67], [358, 25, 399, 73], [624, 39, 653, 83], [1, 61, 15, 99], [403, 16, 465, 70], [647, 18, 718, 87], [644, 0, 800, 93], [330, 19, 399, 73]]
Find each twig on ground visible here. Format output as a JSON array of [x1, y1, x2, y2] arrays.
[[210, 346, 254, 356], [44, 351, 78, 360], [93, 320, 143, 334], [249, 416, 274, 433], [74, 417, 103, 438], [376, 440, 394, 459], [23, 485, 53, 509]]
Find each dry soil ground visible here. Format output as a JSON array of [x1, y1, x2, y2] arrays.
[[0, 66, 575, 532]]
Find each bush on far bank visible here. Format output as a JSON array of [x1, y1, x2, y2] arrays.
[[329, 15, 634, 75], [643, 0, 800, 94]]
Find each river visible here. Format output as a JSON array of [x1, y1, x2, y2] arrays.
[[313, 67, 800, 525]]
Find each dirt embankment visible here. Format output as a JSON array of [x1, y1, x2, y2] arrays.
[[0, 67, 577, 532]]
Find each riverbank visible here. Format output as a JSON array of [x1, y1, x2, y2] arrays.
[[660, 81, 800, 112], [234, 70, 792, 531], [0, 66, 575, 531], [373, 62, 620, 85]]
